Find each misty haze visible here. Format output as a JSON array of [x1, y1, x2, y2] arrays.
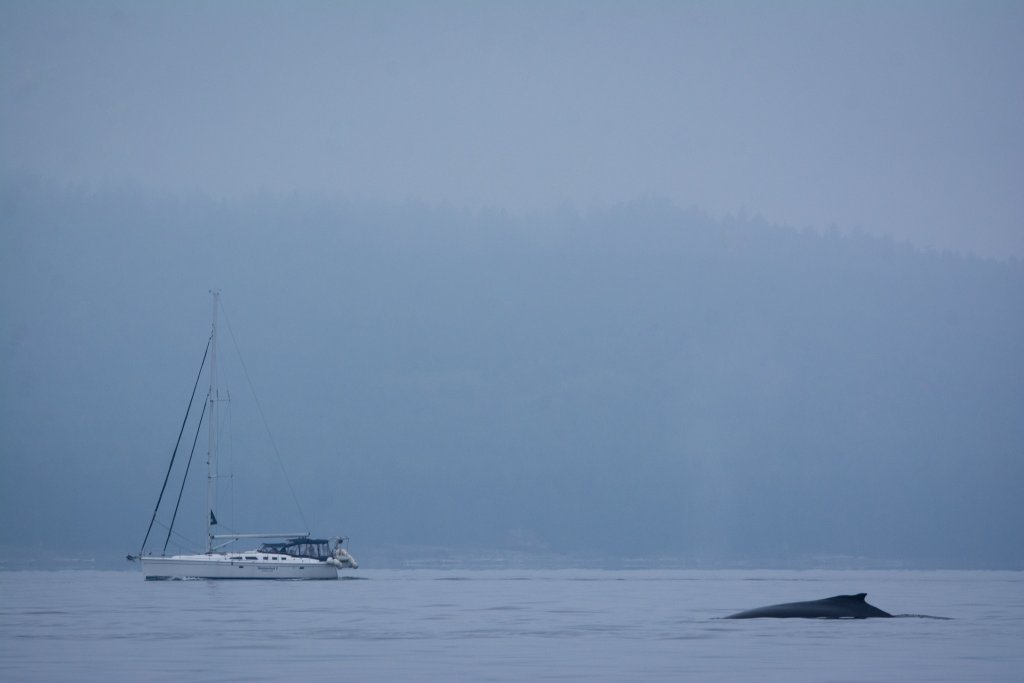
[[2, 184, 1021, 568], [1, 1, 1023, 570], [2, 3, 1024, 681]]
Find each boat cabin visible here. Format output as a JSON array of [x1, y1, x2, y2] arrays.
[[258, 538, 333, 561]]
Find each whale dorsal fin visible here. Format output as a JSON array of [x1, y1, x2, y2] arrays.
[[827, 593, 868, 602]]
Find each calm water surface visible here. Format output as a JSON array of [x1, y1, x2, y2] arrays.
[[1, 569, 1021, 681]]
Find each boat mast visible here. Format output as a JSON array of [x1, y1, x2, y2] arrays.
[[205, 290, 219, 553]]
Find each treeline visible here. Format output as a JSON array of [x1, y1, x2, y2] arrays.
[[2, 180, 1022, 566]]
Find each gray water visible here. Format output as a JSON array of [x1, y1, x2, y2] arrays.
[[1, 569, 1021, 681]]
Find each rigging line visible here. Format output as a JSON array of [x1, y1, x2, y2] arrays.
[[219, 302, 310, 532], [162, 394, 208, 554], [139, 335, 212, 555], [227, 396, 235, 530], [153, 520, 202, 554]]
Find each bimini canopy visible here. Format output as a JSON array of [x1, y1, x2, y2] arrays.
[[258, 538, 332, 561]]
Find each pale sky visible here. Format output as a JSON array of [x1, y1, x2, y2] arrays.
[[2, 0, 1022, 258]]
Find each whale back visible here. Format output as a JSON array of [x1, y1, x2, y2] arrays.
[[726, 593, 893, 619]]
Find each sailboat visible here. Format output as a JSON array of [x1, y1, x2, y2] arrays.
[[130, 292, 357, 579]]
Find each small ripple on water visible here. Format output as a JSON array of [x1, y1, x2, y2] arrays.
[[0, 569, 1018, 682]]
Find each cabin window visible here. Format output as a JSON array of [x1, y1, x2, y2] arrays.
[[245, 556, 257, 560]]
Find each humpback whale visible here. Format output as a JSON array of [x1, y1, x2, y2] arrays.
[[725, 593, 893, 619]]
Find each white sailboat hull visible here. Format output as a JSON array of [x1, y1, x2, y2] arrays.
[[142, 553, 339, 580]]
